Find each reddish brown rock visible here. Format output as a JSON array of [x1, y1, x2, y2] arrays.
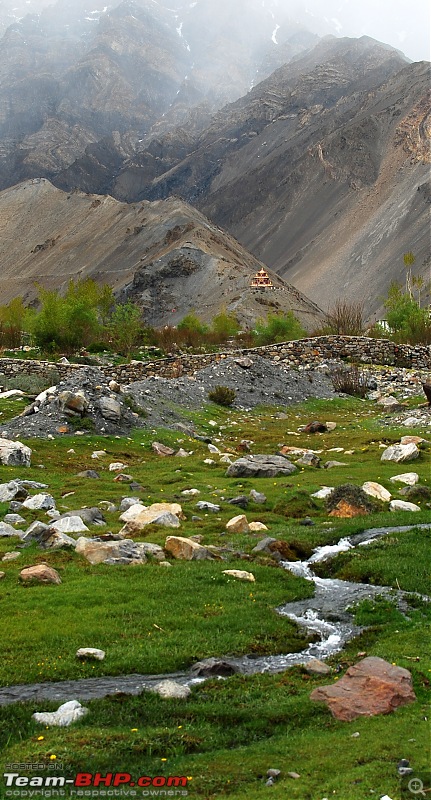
[[20, 564, 62, 585], [329, 499, 369, 518], [310, 656, 416, 721]]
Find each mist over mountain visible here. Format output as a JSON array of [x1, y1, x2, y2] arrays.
[[0, 0, 429, 324]]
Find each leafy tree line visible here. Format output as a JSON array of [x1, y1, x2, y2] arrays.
[[0, 261, 429, 359]]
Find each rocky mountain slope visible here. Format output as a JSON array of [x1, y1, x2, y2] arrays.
[[111, 36, 430, 320], [0, 0, 319, 191], [0, 179, 324, 329]]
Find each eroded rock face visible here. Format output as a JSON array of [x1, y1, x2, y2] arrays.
[[310, 656, 416, 721]]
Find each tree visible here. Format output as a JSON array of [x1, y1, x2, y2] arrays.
[[0, 297, 28, 348], [403, 251, 415, 298], [107, 301, 143, 356], [210, 310, 240, 342]]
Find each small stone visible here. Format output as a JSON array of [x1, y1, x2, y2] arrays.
[[195, 501, 221, 512], [0, 438, 32, 467], [191, 657, 238, 677], [109, 462, 127, 472], [305, 659, 331, 676], [389, 500, 421, 512], [76, 648, 105, 661], [249, 521, 268, 531], [266, 769, 281, 779], [181, 488, 200, 496], [222, 569, 255, 582], [362, 481, 391, 502], [226, 515, 250, 534], [2, 551, 21, 561], [33, 700, 88, 727], [297, 452, 321, 468], [77, 470, 100, 479], [287, 772, 301, 779], [377, 395, 402, 412], [20, 564, 62, 584], [250, 489, 267, 504], [311, 487, 335, 500], [389, 472, 419, 486], [152, 680, 191, 700], [0, 571, 5, 579], [0, 521, 24, 538], [152, 442, 175, 457]]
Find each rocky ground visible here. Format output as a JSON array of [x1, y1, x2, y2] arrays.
[[0, 356, 430, 440]]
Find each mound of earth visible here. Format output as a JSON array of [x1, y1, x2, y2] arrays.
[[0, 357, 336, 439]]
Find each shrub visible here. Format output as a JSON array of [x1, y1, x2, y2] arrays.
[[319, 299, 365, 336], [210, 310, 240, 342], [208, 385, 236, 406], [331, 363, 369, 397], [383, 282, 431, 345], [252, 312, 306, 345]]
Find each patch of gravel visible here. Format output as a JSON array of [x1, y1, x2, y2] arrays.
[[0, 358, 336, 439], [124, 356, 336, 428]]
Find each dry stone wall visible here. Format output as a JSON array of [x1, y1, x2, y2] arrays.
[[0, 337, 430, 385]]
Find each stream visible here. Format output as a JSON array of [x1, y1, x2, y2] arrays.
[[0, 524, 429, 707]]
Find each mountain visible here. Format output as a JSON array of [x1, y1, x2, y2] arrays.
[[0, 179, 324, 330], [110, 36, 430, 319], [0, 0, 319, 191]]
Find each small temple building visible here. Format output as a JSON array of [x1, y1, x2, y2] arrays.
[[250, 267, 274, 289]]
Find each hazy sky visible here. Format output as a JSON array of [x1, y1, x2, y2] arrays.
[[296, 0, 431, 62]]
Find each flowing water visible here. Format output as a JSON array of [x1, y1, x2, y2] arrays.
[[0, 524, 429, 706]]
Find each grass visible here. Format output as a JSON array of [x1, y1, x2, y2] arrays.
[[0, 391, 430, 798]]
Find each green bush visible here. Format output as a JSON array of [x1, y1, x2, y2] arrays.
[[208, 385, 236, 406], [383, 282, 431, 344], [252, 311, 306, 346]]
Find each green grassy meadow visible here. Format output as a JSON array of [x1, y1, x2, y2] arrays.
[[0, 393, 430, 798]]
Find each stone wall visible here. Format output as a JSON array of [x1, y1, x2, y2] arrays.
[[0, 336, 430, 385]]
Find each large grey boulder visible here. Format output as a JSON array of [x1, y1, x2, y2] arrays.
[[0, 438, 31, 467], [381, 443, 419, 463], [76, 537, 148, 565], [23, 493, 56, 511], [58, 391, 89, 415], [39, 529, 77, 550], [50, 516, 90, 534], [98, 396, 122, 422], [0, 521, 24, 538], [58, 508, 105, 526], [0, 481, 28, 503], [226, 455, 297, 478]]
